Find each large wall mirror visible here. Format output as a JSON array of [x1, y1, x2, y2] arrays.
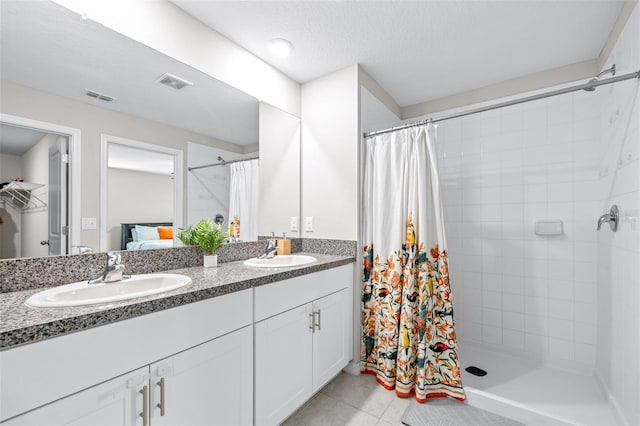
[[0, 0, 300, 260]]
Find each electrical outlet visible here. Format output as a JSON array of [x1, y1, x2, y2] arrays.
[[290, 216, 298, 232], [305, 216, 313, 232]]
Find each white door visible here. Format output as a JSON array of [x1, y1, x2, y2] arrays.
[[149, 325, 253, 426], [4, 367, 148, 426], [312, 288, 350, 392], [48, 137, 67, 255], [255, 303, 314, 426]]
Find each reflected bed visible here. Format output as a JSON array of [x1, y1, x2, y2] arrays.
[[120, 222, 173, 250]]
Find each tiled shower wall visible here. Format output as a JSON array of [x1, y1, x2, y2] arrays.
[[437, 83, 602, 368], [595, 5, 639, 424]]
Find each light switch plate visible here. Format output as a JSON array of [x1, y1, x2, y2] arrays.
[[290, 216, 298, 232], [81, 217, 97, 230], [305, 216, 313, 232]]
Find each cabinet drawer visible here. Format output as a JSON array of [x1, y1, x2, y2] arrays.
[[0, 289, 252, 422], [254, 264, 353, 322]]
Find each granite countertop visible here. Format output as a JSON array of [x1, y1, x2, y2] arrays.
[[0, 253, 355, 351]]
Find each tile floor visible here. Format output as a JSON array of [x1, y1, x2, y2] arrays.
[[282, 372, 410, 426]]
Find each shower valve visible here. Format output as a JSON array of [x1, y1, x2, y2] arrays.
[[597, 205, 619, 232]]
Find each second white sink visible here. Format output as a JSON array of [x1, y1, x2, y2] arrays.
[[25, 273, 192, 308], [244, 254, 316, 268]]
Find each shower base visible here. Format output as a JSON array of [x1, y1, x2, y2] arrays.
[[458, 341, 620, 425]]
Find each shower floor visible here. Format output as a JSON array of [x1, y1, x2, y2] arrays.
[[458, 341, 620, 425]]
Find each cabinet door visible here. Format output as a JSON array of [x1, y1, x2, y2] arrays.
[[149, 325, 253, 426], [4, 367, 148, 426], [255, 304, 314, 426], [312, 288, 350, 392]]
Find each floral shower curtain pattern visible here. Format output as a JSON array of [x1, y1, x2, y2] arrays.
[[228, 159, 259, 241], [361, 124, 464, 402]]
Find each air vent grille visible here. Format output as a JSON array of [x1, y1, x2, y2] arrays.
[[157, 73, 193, 90], [85, 89, 116, 102]]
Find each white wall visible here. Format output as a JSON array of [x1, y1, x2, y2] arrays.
[[187, 143, 248, 229], [1, 81, 243, 252], [107, 168, 173, 250], [301, 65, 359, 240], [259, 102, 300, 238], [0, 154, 23, 258], [595, 4, 640, 424], [53, 0, 301, 117]]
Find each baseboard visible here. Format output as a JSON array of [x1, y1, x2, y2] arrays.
[[342, 360, 360, 376]]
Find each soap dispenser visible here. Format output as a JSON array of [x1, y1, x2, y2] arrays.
[[276, 232, 291, 255]]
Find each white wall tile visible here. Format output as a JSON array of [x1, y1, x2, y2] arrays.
[[549, 337, 574, 361], [503, 311, 525, 331], [503, 329, 525, 350], [482, 325, 502, 345], [549, 318, 574, 340], [525, 333, 549, 354]]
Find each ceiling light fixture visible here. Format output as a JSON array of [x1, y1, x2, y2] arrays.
[[268, 38, 294, 58]]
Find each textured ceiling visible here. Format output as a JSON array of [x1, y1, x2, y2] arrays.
[[171, 0, 625, 107]]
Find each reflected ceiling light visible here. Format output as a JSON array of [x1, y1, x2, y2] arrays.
[[157, 73, 193, 90], [268, 38, 294, 58]]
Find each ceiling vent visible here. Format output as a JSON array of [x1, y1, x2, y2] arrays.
[[85, 89, 116, 102], [157, 73, 193, 90]]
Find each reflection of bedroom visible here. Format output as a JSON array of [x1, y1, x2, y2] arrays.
[[106, 146, 174, 251]]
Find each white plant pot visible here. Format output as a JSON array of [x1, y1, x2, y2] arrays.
[[203, 254, 218, 268]]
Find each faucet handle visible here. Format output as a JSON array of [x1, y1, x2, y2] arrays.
[[107, 251, 122, 266], [72, 245, 93, 254], [597, 205, 619, 232]]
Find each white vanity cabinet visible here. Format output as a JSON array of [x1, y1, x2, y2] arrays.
[[148, 325, 253, 426], [6, 325, 253, 426], [0, 262, 354, 426], [5, 367, 149, 426], [254, 264, 353, 425], [0, 289, 253, 425]]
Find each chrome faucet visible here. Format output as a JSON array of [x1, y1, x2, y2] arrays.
[[258, 239, 279, 259], [88, 251, 128, 284], [597, 205, 619, 232]]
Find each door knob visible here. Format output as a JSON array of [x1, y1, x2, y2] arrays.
[[40, 240, 50, 245]]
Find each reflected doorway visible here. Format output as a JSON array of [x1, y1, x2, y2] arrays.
[[99, 134, 183, 252], [0, 113, 80, 259]]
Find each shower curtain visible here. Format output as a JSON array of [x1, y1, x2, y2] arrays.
[[228, 159, 259, 241], [361, 124, 464, 402]]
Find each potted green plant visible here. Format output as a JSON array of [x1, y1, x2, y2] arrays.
[[177, 219, 228, 267]]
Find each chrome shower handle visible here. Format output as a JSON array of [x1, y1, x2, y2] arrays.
[[597, 205, 619, 232]]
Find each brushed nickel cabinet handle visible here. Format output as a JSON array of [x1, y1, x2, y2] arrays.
[[315, 309, 321, 331], [156, 377, 166, 416], [139, 385, 148, 426], [309, 311, 315, 332]]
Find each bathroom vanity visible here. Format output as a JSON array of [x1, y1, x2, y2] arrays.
[[0, 254, 354, 426]]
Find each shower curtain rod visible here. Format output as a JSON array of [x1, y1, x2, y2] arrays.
[[364, 69, 640, 139], [188, 156, 258, 172]]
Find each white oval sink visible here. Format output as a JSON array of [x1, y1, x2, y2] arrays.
[[244, 255, 316, 268], [25, 273, 192, 308]]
